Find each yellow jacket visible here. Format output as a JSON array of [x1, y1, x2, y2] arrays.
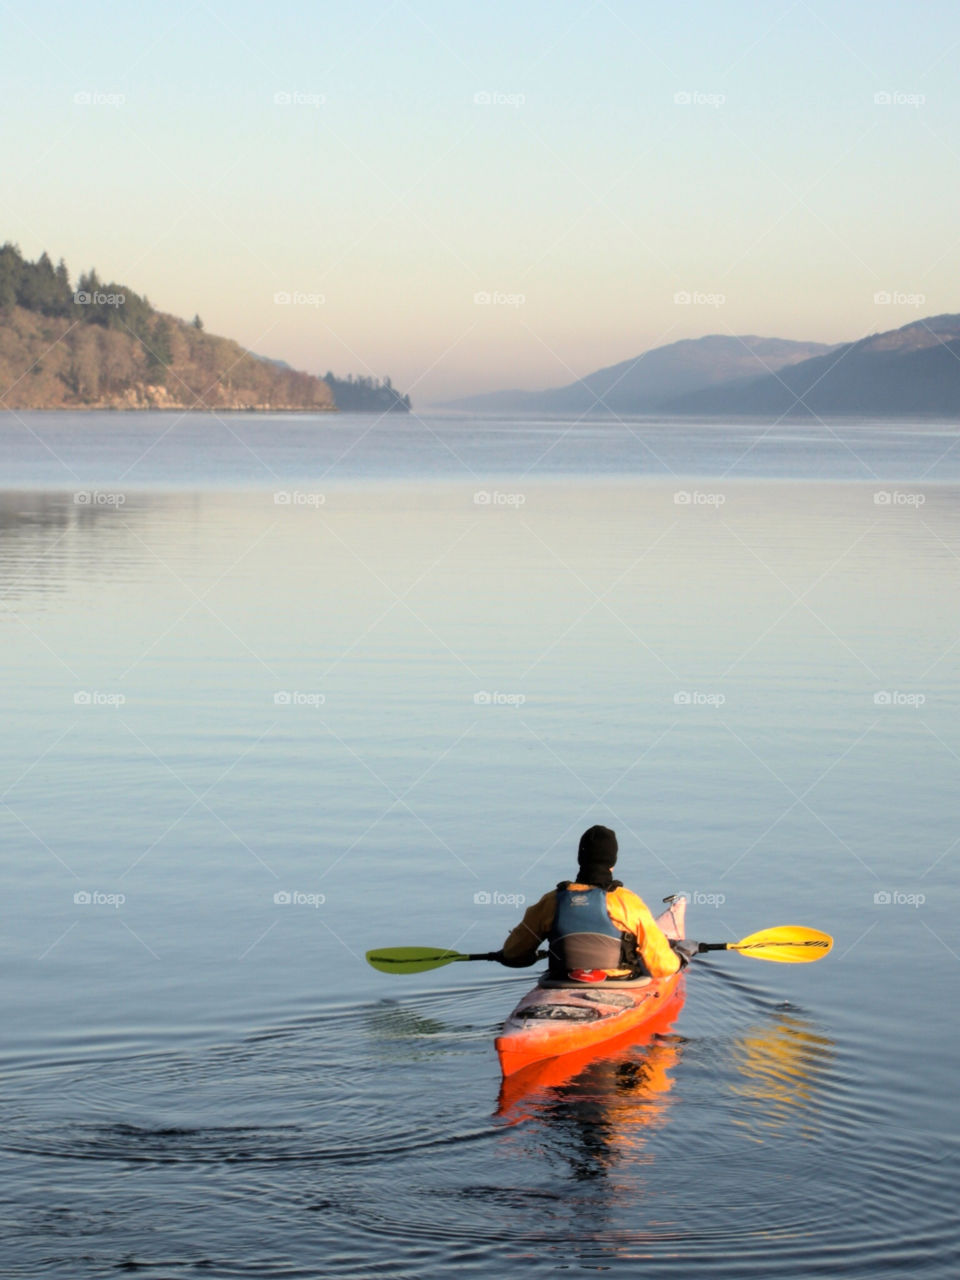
[[502, 883, 681, 978]]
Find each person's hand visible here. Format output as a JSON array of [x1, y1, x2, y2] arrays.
[[670, 938, 700, 967]]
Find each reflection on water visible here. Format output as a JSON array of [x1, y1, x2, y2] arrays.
[[535, 1036, 684, 1181], [730, 1008, 835, 1139]]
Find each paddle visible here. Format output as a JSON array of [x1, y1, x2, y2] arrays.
[[696, 925, 833, 963], [366, 926, 831, 974], [365, 947, 546, 975]]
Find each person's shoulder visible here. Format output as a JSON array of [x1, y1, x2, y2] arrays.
[[610, 885, 647, 908]]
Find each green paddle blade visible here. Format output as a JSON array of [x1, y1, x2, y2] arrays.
[[366, 947, 469, 974], [729, 926, 833, 963]]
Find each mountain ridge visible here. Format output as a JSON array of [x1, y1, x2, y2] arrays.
[[437, 316, 960, 418], [436, 334, 837, 414], [663, 314, 960, 416]]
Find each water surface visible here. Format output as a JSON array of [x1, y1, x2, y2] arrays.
[[2, 412, 958, 1277]]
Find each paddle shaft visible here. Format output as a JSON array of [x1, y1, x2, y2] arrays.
[[697, 938, 831, 954], [466, 951, 549, 961], [469, 942, 823, 958]]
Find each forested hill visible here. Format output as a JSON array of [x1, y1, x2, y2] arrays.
[[322, 372, 411, 412], [0, 243, 334, 411]]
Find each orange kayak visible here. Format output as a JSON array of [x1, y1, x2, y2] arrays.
[[495, 896, 687, 1077], [497, 992, 684, 1117]]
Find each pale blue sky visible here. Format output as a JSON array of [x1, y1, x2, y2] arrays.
[[2, 0, 958, 399]]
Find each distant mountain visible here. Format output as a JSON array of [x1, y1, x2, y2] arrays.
[[663, 315, 960, 416], [438, 335, 836, 414], [0, 242, 334, 411]]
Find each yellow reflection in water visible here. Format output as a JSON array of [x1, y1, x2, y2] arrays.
[[728, 1012, 834, 1140]]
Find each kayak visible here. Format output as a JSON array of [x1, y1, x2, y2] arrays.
[[496, 992, 683, 1118], [495, 895, 687, 1077]]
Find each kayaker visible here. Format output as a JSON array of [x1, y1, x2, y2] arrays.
[[496, 825, 683, 981]]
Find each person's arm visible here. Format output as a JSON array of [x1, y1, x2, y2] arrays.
[[636, 900, 682, 976], [612, 890, 681, 977], [496, 891, 556, 966]]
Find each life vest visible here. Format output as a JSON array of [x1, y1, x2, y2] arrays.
[[547, 883, 642, 979]]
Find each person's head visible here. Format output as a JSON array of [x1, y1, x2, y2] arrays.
[[577, 825, 618, 886]]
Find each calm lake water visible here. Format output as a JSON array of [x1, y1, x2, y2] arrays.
[[2, 411, 959, 1278]]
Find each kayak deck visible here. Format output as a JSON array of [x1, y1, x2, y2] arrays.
[[495, 896, 686, 1077]]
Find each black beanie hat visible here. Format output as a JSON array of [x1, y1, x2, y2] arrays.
[[577, 825, 619, 886]]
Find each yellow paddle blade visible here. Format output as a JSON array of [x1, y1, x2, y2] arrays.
[[729, 926, 833, 963]]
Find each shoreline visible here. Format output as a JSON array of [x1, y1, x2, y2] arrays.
[[0, 403, 342, 413]]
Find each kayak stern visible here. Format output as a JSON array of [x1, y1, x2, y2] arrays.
[[495, 896, 688, 1077]]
